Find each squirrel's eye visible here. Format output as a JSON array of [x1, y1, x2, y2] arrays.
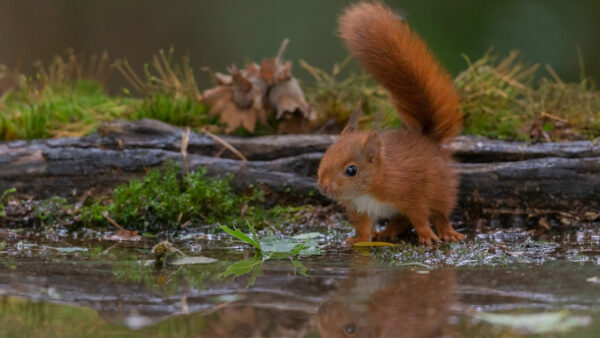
[[345, 165, 358, 177], [344, 322, 357, 335]]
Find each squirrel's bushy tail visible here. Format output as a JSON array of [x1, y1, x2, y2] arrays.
[[339, 2, 462, 142]]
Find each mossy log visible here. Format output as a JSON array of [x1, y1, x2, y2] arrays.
[[1, 119, 599, 217]]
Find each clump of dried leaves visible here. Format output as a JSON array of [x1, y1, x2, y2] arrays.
[[202, 39, 314, 133]]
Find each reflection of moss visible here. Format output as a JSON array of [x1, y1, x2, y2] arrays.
[[112, 257, 236, 296], [0, 296, 209, 337]]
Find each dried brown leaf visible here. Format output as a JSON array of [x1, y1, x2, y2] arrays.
[[104, 229, 141, 242]]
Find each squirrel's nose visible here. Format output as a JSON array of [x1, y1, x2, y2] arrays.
[[317, 181, 329, 196]]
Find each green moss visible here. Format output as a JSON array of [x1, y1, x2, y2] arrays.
[[0, 188, 16, 218], [304, 51, 600, 141], [133, 94, 217, 127], [456, 51, 600, 141], [3, 49, 598, 142], [0, 296, 211, 338], [80, 164, 276, 232], [0, 80, 134, 140]]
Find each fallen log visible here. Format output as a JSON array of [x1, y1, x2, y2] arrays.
[[1, 119, 599, 218]]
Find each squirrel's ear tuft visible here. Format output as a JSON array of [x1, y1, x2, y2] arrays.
[[372, 110, 384, 131], [341, 100, 362, 135], [363, 131, 381, 163]]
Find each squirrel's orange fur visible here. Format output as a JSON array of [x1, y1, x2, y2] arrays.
[[317, 2, 465, 245]]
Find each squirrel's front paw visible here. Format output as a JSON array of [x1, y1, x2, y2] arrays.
[[344, 236, 356, 247], [438, 229, 465, 242], [417, 231, 441, 246]]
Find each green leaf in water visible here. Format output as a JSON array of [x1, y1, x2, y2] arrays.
[[219, 223, 321, 258], [246, 219, 260, 246], [291, 260, 308, 277], [219, 224, 261, 251], [259, 236, 321, 257], [220, 256, 263, 280]]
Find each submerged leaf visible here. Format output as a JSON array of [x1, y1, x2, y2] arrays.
[[142, 256, 217, 267], [47, 246, 88, 253], [291, 232, 322, 240], [474, 311, 591, 334], [170, 256, 217, 265], [104, 229, 141, 242], [586, 276, 600, 284]]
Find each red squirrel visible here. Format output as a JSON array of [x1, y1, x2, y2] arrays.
[[317, 2, 465, 245]]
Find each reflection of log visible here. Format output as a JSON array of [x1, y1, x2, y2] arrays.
[[1, 119, 599, 216]]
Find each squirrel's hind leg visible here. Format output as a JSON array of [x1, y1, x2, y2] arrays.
[[374, 215, 411, 242], [407, 210, 440, 246], [430, 210, 465, 242]]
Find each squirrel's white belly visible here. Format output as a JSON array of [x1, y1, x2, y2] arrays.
[[351, 194, 399, 220]]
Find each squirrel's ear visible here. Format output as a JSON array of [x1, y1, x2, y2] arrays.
[[372, 110, 384, 131], [341, 100, 362, 135], [363, 131, 381, 163]]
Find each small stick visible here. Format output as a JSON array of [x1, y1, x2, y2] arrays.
[[201, 127, 247, 161], [540, 111, 568, 123], [275, 38, 290, 63], [179, 219, 192, 229], [102, 211, 124, 230], [181, 127, 191, 175]]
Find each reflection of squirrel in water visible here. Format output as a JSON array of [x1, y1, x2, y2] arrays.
[[317, 2, 465, 245], [317, 268, 457, 338]]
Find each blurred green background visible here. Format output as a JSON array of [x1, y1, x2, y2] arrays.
[[1, 0, 598, 91]]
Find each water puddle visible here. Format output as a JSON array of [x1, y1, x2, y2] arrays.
[[1, 225, 600, 337]]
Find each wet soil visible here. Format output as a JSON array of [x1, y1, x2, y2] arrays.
[[1, 223, 600, 337]]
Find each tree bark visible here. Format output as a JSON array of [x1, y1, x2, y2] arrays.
[[2, 119, 599, 217]]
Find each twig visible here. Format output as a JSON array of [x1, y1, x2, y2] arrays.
[[275, 38, 290, 63], [201, 127, 247, 161], [102, 242, 120, 255], [545, 64, 564, 84], [179, 219, 192, 229], [540, 111, 568, 123], [181, 293, 189, 315], [181, 127, 191, 175], [112, 60, 145, 93], [299, 59, 323, 82], [102, 211, 124, 230]]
